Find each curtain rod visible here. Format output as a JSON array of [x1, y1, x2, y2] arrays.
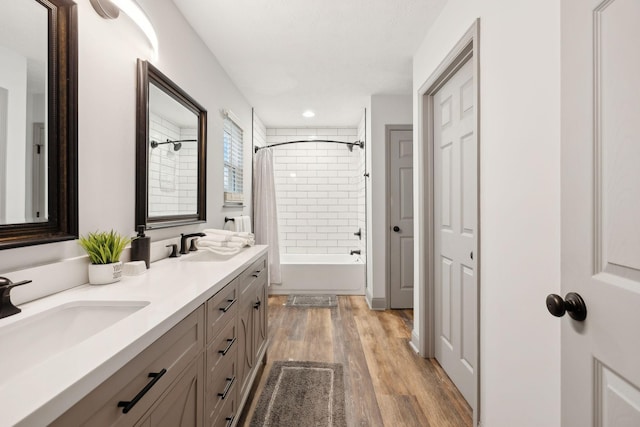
[[254, 139, 365, 153]]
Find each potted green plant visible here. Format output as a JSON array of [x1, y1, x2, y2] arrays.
[[79, 230, 131, 285]]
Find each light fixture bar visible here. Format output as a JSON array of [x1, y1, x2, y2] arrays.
[[90, 0, 158, 58]]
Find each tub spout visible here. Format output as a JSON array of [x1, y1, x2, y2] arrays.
[[350, 250, 361, 256]]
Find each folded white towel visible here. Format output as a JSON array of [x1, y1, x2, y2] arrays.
[[199, 234, 253, 244], [198, 234, 230, 243], [197, 239, 247, 249], [203, 228, 253, 238], [200, 246, 242, 255], [197, 228, 255, 252]]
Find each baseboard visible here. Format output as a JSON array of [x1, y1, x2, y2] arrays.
[[409, 330, 420, 354], [365, 295, 386, 310], [268, 288, 365, 296]]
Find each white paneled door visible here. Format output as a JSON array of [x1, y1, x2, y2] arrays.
[[560, 0, 640, 425], [433, 58, 476, 406], [389, 127, 414, 309]]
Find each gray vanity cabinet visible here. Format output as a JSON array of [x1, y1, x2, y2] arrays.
[[51, 254, 267, 427]]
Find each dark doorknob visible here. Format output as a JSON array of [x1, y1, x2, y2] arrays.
[[393, 226, 400, 232], [546, 292, 587, 321]]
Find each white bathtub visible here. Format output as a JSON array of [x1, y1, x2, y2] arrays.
[[270, 254, 365, 295]]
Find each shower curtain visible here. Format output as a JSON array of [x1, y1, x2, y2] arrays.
[[253, 148, 281, 284]]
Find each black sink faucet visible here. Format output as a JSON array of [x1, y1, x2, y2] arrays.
[[0, 276, 32, 319], [180, 232, 206, 255]]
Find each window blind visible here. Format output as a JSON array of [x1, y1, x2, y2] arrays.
[[223, 115, 243, 204]]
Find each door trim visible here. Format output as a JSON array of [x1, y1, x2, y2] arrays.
[[416, 19, 480, 425], [386, 124, 413, 309]]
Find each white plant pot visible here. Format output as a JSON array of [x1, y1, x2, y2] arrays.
[[88, 262, 123, 285]]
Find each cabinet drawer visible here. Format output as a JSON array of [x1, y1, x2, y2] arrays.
[[212, 389, 237, 427], [206, 319, 237, 374], [206, 345, 238, 425], [206, 279, 238, 343], [238, 255, 267, 296], [52, 306, 205, 427]]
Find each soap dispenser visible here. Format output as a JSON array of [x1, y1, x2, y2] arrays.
[[131, 225, 151, 268]]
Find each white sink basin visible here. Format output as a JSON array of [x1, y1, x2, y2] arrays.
[[181, 249, 242, 262], [0, 300, 149, 382]]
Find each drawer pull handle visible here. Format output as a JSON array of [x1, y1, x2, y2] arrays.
[[225, 414, 235, 427], [117, 368, 167, 414], [218, 376, 236, 399], [254, 300, 261, 310], [219, 337, 237, 355], [220, 298, 236, 313]]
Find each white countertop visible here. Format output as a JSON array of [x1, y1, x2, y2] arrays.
[[0, 245, 268, 427]]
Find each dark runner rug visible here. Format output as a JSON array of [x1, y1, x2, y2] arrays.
[[249, 361, 346, 427], [285, 294, 338, 307]]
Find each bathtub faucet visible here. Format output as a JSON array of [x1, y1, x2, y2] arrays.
[[350, 250, 361, 256]]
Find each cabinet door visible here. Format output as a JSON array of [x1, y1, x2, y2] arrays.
[[236, 295, 254, 402], [253, 277, 268, 362], [146, 355, 204, 427]]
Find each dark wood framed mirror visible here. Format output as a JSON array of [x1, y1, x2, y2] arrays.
[[0, 0, 78, 250], [136, 60, 207, 229]]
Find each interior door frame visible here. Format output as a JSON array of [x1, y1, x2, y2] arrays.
[[416, 19, 481, 425], [386, 124, 413, 309]]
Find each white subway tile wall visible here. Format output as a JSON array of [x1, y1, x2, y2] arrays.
[[268, 128, 365, 255], [148, 112, 198, 216]]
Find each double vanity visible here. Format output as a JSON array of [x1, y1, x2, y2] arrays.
[[0, 246, 269, 426], [1, 3, 267, 425]]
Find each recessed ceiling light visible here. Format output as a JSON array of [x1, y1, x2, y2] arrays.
[[302, 110, 315, 118]]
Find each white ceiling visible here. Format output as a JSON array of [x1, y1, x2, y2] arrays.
[[172, 0, 446, 127]]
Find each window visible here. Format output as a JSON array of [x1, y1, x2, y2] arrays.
[[223, 113, 243, 205]]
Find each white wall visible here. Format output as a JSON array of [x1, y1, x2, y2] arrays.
[[0, 0, 254, 290], [366, 94, 412, 308], [252, 112, 266, 150], [412, 1, 561, 425]]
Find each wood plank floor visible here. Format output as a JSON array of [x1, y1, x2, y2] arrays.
[[240, 295, 472, 427]]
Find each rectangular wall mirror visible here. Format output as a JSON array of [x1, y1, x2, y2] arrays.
[[0, 0, 78, 249], [136, 60, 207, 229]]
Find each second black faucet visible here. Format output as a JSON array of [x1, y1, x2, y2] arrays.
[[180, 232, 206, 255]]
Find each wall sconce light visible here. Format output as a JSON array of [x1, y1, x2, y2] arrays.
[[90, 0, 158, 58]]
